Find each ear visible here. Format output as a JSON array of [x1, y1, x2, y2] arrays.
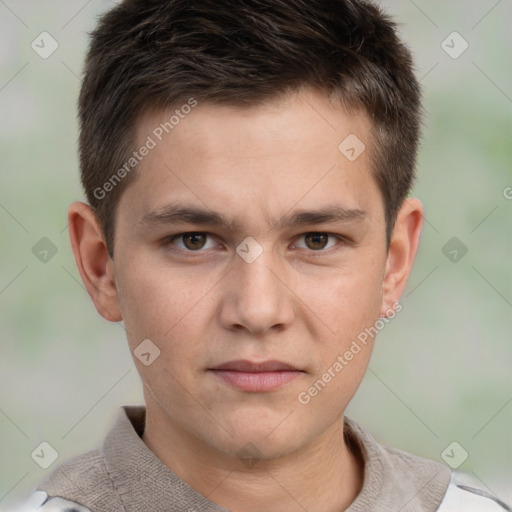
[[380, 198, 424, 317], [67, 201, 122, 322]]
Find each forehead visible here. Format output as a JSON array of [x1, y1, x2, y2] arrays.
[[137, 90, 371, 162], [119, 90, 382, 231]]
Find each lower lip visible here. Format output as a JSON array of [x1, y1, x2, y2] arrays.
[[209, 370, 302, 392]]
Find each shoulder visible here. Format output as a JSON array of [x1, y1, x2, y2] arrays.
[[11, 490, 92, 511], [436, 471, 511, 511], [344, 417, 510, 511], [38, 447, 111, 494], [379, 445, 510, 511], [13, 448, 122, 512], [345, 417, 450, 509]]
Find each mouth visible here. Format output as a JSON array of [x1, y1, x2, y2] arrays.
[[208, 359, 305, 392]]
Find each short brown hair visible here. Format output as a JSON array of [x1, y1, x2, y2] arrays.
[[79, 0, 421, 256]]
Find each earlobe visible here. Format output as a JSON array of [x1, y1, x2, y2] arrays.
[[380, 198, 424, 317], [67, 201, 122, 322]]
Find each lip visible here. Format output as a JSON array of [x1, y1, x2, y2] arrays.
[[208, 359, 304, 392], [210, 359, 300, 372]]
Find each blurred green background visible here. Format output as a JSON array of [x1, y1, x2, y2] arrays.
[[1, 0, 511, 508]]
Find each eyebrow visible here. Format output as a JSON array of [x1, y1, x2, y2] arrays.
[[137, 202, 367, 233]]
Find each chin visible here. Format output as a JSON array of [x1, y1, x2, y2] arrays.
[[201, 413, 313, 461]]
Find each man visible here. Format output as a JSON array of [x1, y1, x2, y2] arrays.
[[17, 0, 510, 510]]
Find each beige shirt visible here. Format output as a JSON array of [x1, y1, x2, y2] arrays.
[[29, 405, 462, 511]]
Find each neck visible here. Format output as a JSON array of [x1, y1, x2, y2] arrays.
[[142, 401, 364, 512]]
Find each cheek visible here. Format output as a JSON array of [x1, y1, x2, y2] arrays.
[[115, 259, 182, 348], [292, 257, 384, 399], [295, 260, 383, 337], [115, 258, 217, 369], [293, 270, 380, 418]]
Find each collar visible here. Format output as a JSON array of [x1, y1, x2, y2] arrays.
[[103, 405, 450, 512], [103, 406, 229, 511]]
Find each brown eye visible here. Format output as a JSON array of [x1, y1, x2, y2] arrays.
[[293, 232, 342, 252], [182, 233, 207, 250], [169, 232, 215, 251], [304, 233, 330, 250]]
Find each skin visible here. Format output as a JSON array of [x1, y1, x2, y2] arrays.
[[68, 88, 423, 512]]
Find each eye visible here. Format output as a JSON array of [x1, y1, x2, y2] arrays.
[[164, 231, 347, 255], [166, 232, 218, 251], [293, 232, 343, 251]]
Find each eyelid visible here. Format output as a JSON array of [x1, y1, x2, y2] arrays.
[[166, 232, 219, 252], [292, 232, 345, 252]]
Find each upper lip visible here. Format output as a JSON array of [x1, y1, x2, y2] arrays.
[[209, 360, 301, 372]]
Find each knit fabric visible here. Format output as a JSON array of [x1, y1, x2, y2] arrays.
[[36, 405, 451, 512]]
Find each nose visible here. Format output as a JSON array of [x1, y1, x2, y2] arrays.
[[218, 247, 295, 336]]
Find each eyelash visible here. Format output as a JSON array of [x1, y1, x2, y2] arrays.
[[163, 232, 349, 257]]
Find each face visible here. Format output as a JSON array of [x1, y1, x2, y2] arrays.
[[103, 90, 397, 459]]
